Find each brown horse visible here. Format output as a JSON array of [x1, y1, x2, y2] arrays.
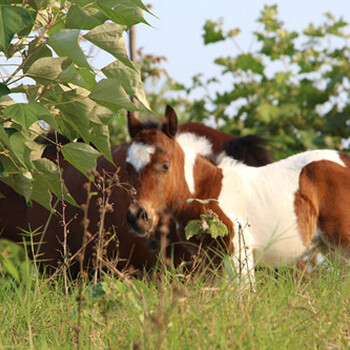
[[125, 105, 350, 285], [0, 113, 272, 276]]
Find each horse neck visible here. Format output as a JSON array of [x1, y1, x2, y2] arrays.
[[171, 142, 234, 233]]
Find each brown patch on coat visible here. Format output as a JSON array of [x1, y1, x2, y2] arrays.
[[295, 154, 350, 251]]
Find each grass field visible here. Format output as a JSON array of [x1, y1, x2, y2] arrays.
[[1, 240, 350, 349]]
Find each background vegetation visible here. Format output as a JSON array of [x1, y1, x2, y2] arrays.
[[1, 2, 350, 348], [148, 5, 350, 159]]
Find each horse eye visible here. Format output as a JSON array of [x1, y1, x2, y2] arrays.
[[162, 163, 170, 172]]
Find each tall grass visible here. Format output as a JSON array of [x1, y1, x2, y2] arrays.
[[0, 243, 349, 349]]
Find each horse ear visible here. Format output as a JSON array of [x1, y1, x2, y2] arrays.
[[127, 111, 142, 138], [162, 105, 178, 138]]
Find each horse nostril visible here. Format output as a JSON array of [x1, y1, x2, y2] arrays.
[[127, 207, 135, 224], [127, 205, 148, 225], [139, 208, 148, 222]]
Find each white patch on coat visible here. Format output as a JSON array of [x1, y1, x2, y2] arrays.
[[176, 132, 213, 194], [126, 142, 155, 172], [216, 150, 346, 267]]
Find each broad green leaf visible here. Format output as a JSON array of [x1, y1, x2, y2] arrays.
[[2, 102, 49, 130], [47, 29, 91, 70], [208, 220, 228, 239], [90, 123, 113, 163], [59, 64, 96, 90], [8, 131, 27, 167], [61, 142, 100, 177], [235, 54, 264, 74], [185, 220, 203, 240], [90, 79, 138, 112], [0, 82, 10, 97], [0, 170, 33, 203], [102, 60, 150, 110], [46, 84, 95, 142], [27, 57, 67, 82], [22, 40, 52, 73], [28, 0, 48, 11], [23, 141, 45, 164], [17, 8, 36, 38], [0, 5, 33, 51], [84, 23, 135, 70], [15, 171, 33, 203], [33, 158, 77, 207], [66, 5, 106, 29], [31, 178, 52, 210], [97, 0, 149, 27]]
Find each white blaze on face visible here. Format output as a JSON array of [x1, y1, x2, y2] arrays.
[[126, 142, 155, 172]]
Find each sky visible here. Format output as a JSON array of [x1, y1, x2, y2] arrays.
[[134, 0, 350, 88]]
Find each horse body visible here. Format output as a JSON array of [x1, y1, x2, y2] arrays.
[[217, 150, 348, 266], [126, 106, 350, 283], [0, 108, 273, 275]]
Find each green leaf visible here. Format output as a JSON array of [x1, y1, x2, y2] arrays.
[[59, 64, 96, 90], [235, 54, 264, 75], [208, 220, 228, 239], [15, 171, 33, 203], [97, 0, 149, 27], [90, 123, 113, 163], [0, 5, 34, 51], [203, 19, 225, 45], [90, 79, 138, 112], [22, 39, 52, 74], [32, 158, 78, 208], [8, 131, 27, 167], [2, 102, 52, 130], [66, 5, 107, 30], [184, 220, 203, 240], [0, 82, 10, 97], [47, 29, 91, 70], [30, 178, 52, 210], [102, 60, 150, 110], [27, 57, 67, 82], [46, 84, 95, 142], [85, 23, 135, 70], [28, 0, 48, 11], [61, 142, 100, 177]]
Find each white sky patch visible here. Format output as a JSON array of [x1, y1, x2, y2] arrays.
[[176, 132, 213, 194], [126, 142, 155, 172]]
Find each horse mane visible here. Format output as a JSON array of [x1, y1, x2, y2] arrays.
[[224, 135, 273, 167]]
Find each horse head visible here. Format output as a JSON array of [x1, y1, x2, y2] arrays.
[[125, 105, 182, 237]]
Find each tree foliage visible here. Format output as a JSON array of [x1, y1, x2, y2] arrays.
[[159, 5, 350, 158], [0, 0, 151, 209]]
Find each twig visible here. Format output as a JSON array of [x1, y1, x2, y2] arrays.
[[77, 180, 94, 350], [54, 131, 70, 296]]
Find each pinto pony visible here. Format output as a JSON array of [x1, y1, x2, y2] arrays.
[[0, 117, 272, 276], [126, 105, 350, 283]]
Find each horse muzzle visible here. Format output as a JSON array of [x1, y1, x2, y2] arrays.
[[126, 202, 155, 237]]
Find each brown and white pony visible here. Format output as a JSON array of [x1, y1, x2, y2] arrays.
[[0, 116, 272, 276], [126, 105, 350, 284]]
